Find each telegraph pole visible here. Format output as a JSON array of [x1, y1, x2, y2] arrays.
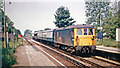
[[3, 0, 7, 48]]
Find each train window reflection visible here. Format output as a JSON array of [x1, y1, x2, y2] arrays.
[[84, 29, 87, 35], [77, 29, 82, 35], [88, 29, 93, 35]]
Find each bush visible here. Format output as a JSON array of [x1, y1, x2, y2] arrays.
[[1, 38, 23, 68], [2, 46, 17, 68], [95, 38, 120, 48]]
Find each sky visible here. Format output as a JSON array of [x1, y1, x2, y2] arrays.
[[5, 0, 119, 35]]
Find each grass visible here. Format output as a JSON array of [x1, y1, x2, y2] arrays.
[[9, 38, 24, 50], [0, 41, 2, 68], [1, 38, 24, 68], [95, 38, 120, 48]]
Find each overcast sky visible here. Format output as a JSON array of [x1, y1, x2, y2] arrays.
[[5, 0, 119, 35]]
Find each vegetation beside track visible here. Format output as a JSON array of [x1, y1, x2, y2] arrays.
[[95, 38, 120, 48], [1, 38, 23, 68]]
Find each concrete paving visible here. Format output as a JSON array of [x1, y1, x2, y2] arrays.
[[96, 46, 120, 54], [13, 40, 57, 67], [25, 45, 56, 66]]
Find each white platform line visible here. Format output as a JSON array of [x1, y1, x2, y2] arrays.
[[25, 46, 33, 66], [34, 43, 67, 68]]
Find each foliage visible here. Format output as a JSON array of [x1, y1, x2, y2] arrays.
[[85, 0, 111, 26], [102, 13, 120, 39], [54, 6, 76, 28], [0, 1, 23, 67], [2, 46, 17, 68], [0, 8, 15, 33], [15, 29, 21, 36], [85, 0, 120, 39], [95, 38, 120, 48], [2, 38, 23, 68], [7, 21, 14, 33], [0, 9, 4, 33], [0, 9, 3, 22], [24, 29, 32, 37]]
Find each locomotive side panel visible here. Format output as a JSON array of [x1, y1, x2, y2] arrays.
[[54, 29, 74, 46]]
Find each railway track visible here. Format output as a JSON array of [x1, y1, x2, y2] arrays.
[[26, 38, 120, 68], [30, 41, 89, 68], [50, 45, 120, 68]]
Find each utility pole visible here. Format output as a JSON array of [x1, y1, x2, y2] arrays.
[[3, 0, 7, 48]]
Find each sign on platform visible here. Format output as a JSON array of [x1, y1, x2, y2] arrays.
[[97, 32, 103, 39], [17, 35, 23, 38], [116, 28, 120, 42]]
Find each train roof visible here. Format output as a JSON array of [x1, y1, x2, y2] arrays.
[[55, 24, 93, 30], [43, 29, 54, 32], [34, 29, 54, 33], [38, 29, 55, 33]]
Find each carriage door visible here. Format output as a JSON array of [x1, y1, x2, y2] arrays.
[[54, 32, 57, 42]]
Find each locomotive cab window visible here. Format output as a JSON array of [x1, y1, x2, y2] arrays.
[[88, 29, 93, 35], [77, 29, 82, 35], [84, 29, 87, 35]]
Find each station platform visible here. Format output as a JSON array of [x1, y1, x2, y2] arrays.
[[12, 39, 56, 67], [96, 46, 120, 54]]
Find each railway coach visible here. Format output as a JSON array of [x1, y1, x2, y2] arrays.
[[33, 29, 55, 45], [33, 24, 96, 56]]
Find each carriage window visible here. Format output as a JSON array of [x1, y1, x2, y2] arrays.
[[57, 32, 59, 36], [77, 29, 82, 35], [88, 29, 93, 35], [84, 29, 87, 35]]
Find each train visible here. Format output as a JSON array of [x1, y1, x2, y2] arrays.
[[33, 24, 96, 56]]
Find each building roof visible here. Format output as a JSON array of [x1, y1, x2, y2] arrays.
[[55, 24, 93, 30]]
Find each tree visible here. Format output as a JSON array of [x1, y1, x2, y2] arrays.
[[54, 6, 76, 28], [103, 13, 120, 39], [85, 0, 111, 26], [24, 29, 32, 37], [0, 8, 15, 33], [0, 9, 4, 33], [15, 29, 21, 36]]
